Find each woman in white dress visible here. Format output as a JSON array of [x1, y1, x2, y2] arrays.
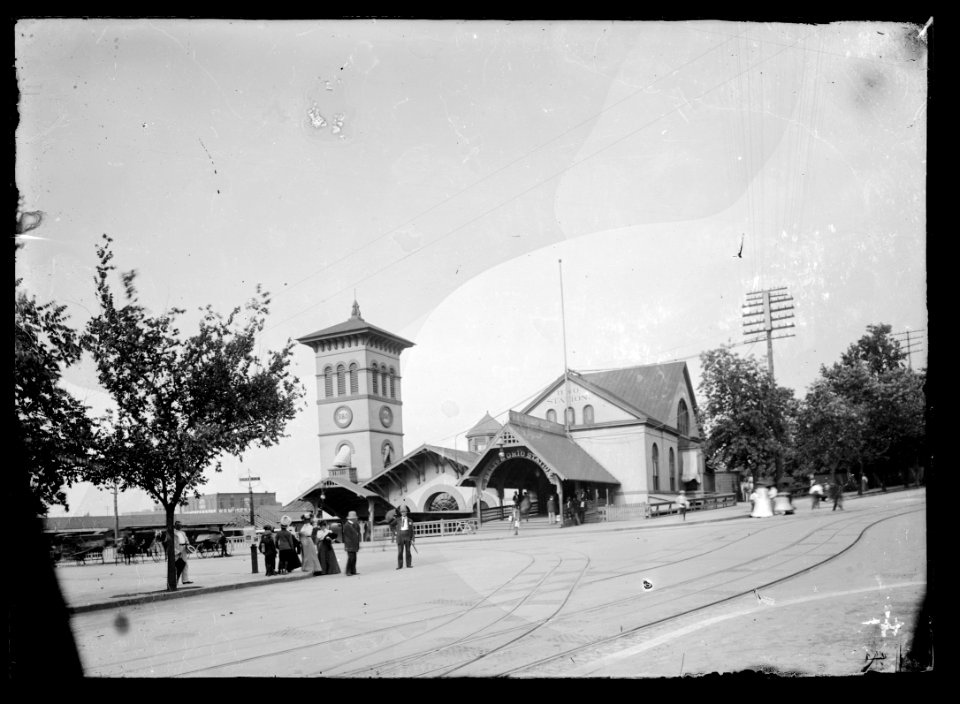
[[299, 514, 322, 575], [750, 485, 774, 518]]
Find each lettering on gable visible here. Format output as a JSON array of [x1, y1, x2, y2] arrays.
[[542, 386, 591, 406], [478, 447, 555, 489]]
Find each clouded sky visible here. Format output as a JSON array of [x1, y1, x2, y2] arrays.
[[15, 19, 928, 516]]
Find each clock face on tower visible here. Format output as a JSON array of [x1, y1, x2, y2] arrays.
[[379, 405, 393, 428], [334, 406, 353, 428]]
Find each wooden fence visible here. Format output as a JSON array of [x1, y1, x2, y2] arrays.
[[598, 493, 738, 522]]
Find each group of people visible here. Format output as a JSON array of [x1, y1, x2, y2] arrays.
[[508, 490, 589, 532], [749, 484, 795, 517], [746, 474, 846, 518], [258, 513, 343, 577], [257, 509, 382, 578], [808, 477, 844, 511]]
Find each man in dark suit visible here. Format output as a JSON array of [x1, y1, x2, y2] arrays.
[[392, 505, 415, 569], [342, 511, 362, 576]]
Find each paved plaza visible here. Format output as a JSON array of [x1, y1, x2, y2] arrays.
[[60, 488, 930, 677]]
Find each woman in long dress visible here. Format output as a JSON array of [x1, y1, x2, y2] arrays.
[[299, 515, 322, 575], [316, 521, 341, 575]]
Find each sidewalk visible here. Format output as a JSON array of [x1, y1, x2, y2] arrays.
[[58, 485, 921, 614]]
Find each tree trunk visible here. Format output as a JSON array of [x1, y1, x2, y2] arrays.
[[165, 506, 178, 592]]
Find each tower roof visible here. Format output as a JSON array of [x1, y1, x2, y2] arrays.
[[296, 300, 415, 350], [466, 412, 503, 438]]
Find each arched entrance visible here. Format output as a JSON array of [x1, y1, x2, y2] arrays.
[[476, 448, 562, 519]]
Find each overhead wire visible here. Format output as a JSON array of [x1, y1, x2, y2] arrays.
[[267, 26, 820, 334], [269, 27, 749, 303]]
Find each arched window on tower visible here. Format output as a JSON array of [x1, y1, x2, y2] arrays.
[[389, 368, 396, 398], [349, 363, 358, 394], [336, 364, 345, 396], [677, 399, 690, 436], [669, 448, 676, 491], [382, 369, 389, 398], [565, 406, 576, 426], [323, 366, 333, 398], [371, 363, 379, 395], [546, 409, 557, 423], [652, 444, 660, 491], [382, 440, 395, 467], [583, 404, 595, 425]]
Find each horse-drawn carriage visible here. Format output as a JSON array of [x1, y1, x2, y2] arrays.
[[49, 530, 112, 565]]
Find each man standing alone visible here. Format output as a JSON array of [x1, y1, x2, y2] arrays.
[[342, 511, 362, 576], [173, 521, 193, 585], [546, 494, 557, 526], [393, 505, 415, 569]]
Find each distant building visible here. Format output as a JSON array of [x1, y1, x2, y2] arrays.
[[180, 492, 280, 514]]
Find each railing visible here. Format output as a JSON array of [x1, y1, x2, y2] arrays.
[[479, 501, 540, 524], [371, 518, 480, 541], [598, 493, 738, 521]]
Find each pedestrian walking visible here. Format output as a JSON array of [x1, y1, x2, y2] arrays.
[[299, 514, 322, 576], [520, 490, 531, 522], [218, 530, 229, 557], [546, 494, 557, 525], [676, 490, 690, 521], [831, 481, 845, 511], [392, 505, 416, 569], [342, 511, 362, 575], [750, 486, 773, 518], [315, 521, 341, 575], [512, 504, 521, 535], [809, 480, 824, 509], [275, 517, 300, 574], [259, 525, 277, 576], [578, 490, 587, 525]]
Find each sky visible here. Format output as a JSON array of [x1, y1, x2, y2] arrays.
[[15, 18, 928, 516]]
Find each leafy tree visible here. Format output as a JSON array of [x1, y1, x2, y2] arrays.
[[798, 324, 926, 491], [84, 236, 306, 590], [795, 374, 866, 482], [840, 323, 907, 376], [15, 246, 98, 514], [696, 347, 798, 485]]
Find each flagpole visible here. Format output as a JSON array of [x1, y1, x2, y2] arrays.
[[559, 259, 571, 432]]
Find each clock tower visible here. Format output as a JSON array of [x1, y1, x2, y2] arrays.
[[297, 301, 415, 483]]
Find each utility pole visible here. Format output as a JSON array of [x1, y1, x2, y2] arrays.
[[890, 328, 925, 370], [113, 482, 120, 564], [742, 287, 795, 486], [241, 469, 261, 573], [742, 287, 796, 381], [558, 259, 572, 432]]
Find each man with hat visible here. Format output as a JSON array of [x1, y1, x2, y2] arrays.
[[392, 505, 415, 569], [342, 511, 362, 576]]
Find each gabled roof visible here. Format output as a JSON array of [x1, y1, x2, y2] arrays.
[[466, 412, 502, 438], [521, 362, 699, 433], [462, 412, 620, 486], [294, 475, 381, 502], [363, 443, 478, 489], [579, 362, 693, 427], [296, 303, 414, 349]]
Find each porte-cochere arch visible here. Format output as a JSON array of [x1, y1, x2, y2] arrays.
[[459, 411, 620, 522]]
